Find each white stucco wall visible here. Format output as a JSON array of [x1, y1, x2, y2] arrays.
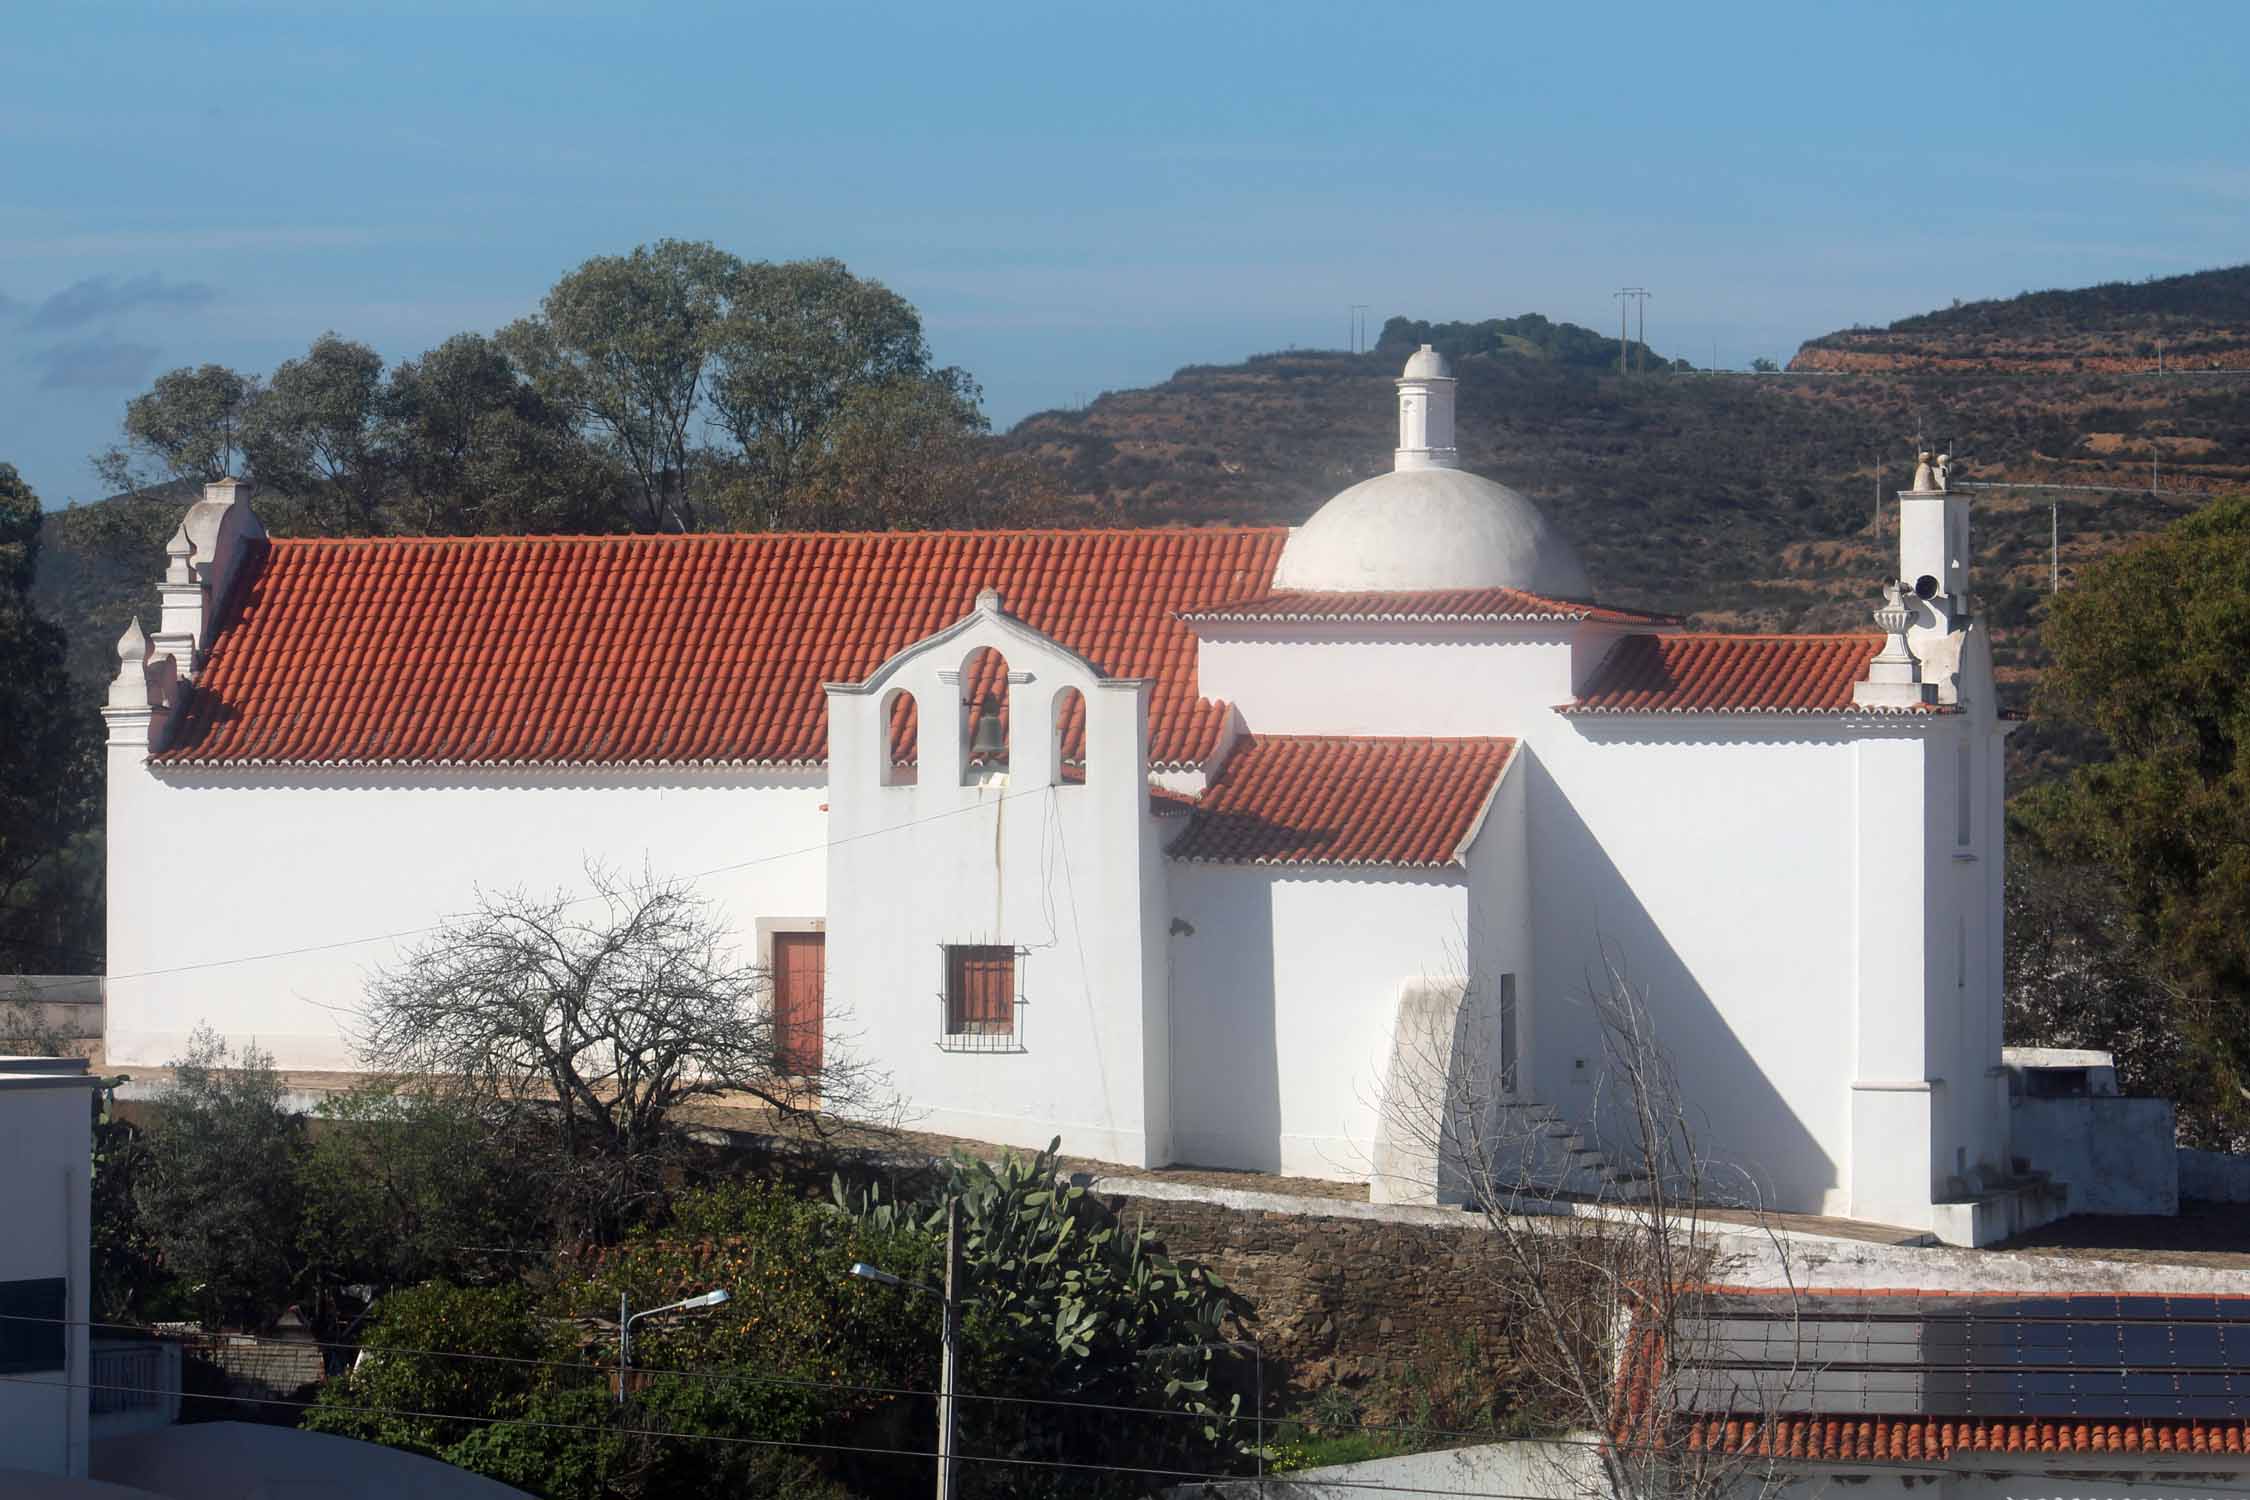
[[1166, 866, 1469, 1178], [0, 1065, 96, 1479], [105, 766, 829, 1071], [1194, 625, 1627, 739], [2010, 1094, 2180, 1215]]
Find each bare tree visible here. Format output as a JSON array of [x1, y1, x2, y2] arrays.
[[358, 866, 893, 1240], [1377, 956, 1811, 1500]]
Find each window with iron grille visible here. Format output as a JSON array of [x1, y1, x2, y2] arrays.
[[946, 945, 1016, 1036]]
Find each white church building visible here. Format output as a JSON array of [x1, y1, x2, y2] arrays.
[[102, 348, 2032, 1241]]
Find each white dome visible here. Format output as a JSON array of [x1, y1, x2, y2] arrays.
[[1400, 344, 1453, 380], [1272, 465, 1593, 597]]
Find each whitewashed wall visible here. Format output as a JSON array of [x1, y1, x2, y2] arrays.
[[823, 601, 1169, 1166], [1523, 721, 1871, 1219], [0, 1067, 95, 1478], [105, 767, 828, 1071], [1166, 865, 1470, 1178], [1194, 625, 1629, 738]]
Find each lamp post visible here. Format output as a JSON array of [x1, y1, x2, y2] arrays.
[[851, 1197, 964, 1500], [617, 1288, 730, 1404]]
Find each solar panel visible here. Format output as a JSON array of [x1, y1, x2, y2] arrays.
[[1668, 1295, 2250, 1422]]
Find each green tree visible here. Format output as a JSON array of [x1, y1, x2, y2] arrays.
[[1748, 356, 1780, 373], [781, 371, 1056, 533], [380, 333, 620, 535], [91, 364, 260, 494], [297, 1082, 554, 1298], [2020, 493, 2250, 1140], [241, 333, 389, 531], [0, 463, 100, 972], [131, 1027, 310, 1329], [501, 239, 743, 533], [708, 258, 949, 527]]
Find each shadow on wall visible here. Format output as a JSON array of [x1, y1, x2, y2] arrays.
[[1166, 869, 1284, 1171], [1526, 752, 1838, 1212]]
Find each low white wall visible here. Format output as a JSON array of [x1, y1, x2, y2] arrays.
[[1166, 1436, 1601, 1499], [2009, 1094, 2178, 1216], [106, 767, 829, 1071], [0, 1068, 96, 1478], [2179, 1146, 2250, 1203]]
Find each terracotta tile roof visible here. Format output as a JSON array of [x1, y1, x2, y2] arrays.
[[1565, 633, 1949, 715], [156, 528, 1286, 769], [1625, 1288, 2250, 1466], [1182, 587, 1673, 626], [1166, 735, 1514, 867], [1686, 1411, 2250, 1462]]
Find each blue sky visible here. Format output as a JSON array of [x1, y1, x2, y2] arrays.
[[4, 0, 2245, 506]]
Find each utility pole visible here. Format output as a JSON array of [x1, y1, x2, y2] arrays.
[[1612, 288, 1648, 374], [1349, 304, 1370, 354], [1635, 289, 1651, 372], [936, 1197, 961, 1500], [1874, 458, 1883, 536], [2051, 502, 2059, 593]]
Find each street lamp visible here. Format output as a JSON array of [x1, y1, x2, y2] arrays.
[[617, 1288, 730, 1403], [849, 1198, 965, 1500]]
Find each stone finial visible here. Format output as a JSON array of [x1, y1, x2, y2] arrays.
[[107, 618, 152, 710], [163, 524, 196, 586], [975, 586, 1003, 615], [1933, 453, 1953, 493], [1854, 580, 1932, 708], [1910, 450, 1937, 494], [202, 475, 250, 506]]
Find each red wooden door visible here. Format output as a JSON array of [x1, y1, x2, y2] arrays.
[[772, 932, 825, 1075]]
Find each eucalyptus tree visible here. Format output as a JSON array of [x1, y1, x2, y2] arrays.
[[91, 362, 260, 495], [499, 239, 741, 533], [241, 332, 389, 531]]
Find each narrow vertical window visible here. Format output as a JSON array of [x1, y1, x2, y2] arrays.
[[1499, 973, 1519, 1096], [1955, 738, 1973, 847]]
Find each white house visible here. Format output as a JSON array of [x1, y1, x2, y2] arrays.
[[102, 347, 2039, 1241]]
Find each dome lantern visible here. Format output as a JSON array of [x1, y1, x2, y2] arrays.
[[1394, 344, 1458, 472]]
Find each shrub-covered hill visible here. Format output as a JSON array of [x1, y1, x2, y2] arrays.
[[1792, 263, 2250, 373]]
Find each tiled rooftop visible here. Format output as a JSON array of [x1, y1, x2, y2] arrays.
[[1166, 735, 1514, 868], [157, 528, 1288, 768], [1182, 587, 1674, 626], [1631, 1288, 2250, 1464], [1566, 632, 1944, 715]]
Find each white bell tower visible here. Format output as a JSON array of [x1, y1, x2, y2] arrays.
[[1394, 345, 1459, 472]]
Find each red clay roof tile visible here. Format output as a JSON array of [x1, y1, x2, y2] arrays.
[[157, 529, 1286, 768], [1566, 632, 1947, 715], [1166, 735, 1514, 867], [1184, 587, 1673, 626]]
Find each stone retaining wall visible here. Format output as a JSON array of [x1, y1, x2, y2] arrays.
[[1099, 1188, 1519, 1392]]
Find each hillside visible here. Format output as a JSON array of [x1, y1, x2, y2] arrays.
[[1004, 290, 2250, 775], [1791, 263, 2250, 373]]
